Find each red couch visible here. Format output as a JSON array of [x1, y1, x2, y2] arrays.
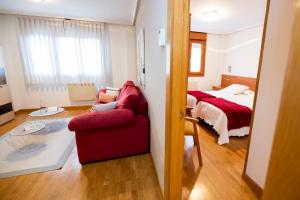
[[68, 81, 150, 164]]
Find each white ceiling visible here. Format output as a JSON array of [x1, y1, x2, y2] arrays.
[[190, 0, 267, 34], [0, 0, 138, 25]]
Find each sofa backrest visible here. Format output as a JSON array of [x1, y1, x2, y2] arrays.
[[135, 87, 148, 115], [117, 81, 148, 115]]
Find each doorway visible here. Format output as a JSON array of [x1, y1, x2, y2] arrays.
[[164, 0, 270, 199]]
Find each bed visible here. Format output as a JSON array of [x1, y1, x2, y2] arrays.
[[187, 75, 256, 145]]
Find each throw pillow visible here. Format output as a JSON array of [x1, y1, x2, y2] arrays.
[[106, 89, 120, 97], [91, 101, 118, 112], [98, 92, 116, 103]]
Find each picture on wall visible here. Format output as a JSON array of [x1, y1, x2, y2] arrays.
[[137, 28, 145, 89]]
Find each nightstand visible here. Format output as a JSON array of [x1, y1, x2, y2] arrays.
[[212, 86, 223, 91]]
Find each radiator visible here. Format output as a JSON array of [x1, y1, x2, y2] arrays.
[[67, 84, 96, 101]]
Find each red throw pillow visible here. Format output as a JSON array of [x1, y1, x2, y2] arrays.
[[98, 92, 116, 103]]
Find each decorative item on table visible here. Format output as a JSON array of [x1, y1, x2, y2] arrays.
[[40, 106, 58, 113], [10, 121, 45, 136], [47, 106, 58, 112], [6, 121, 45, 149]]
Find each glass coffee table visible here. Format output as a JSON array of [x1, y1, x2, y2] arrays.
[[5, 118, 69, 150], [5, 107, 67, 150], [29, 107, 64, 117]]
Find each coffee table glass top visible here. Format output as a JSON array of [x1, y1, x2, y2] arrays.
[[29, 107, 64, 117]]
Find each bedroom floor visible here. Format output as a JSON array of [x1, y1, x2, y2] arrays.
[[0, 108, 162, 200], [182, 122, 257, 200]]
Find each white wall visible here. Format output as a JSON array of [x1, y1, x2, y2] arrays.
[[109, 24, 137, 88], [245, 0, 295, 188], [188, 25, 263, 91], [223, 25, 264, 77], [0, 14, 137, 110], [135, 0, 167, 193]]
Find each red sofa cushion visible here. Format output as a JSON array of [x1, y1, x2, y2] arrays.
[[117, 83, 140, 110], [68, 109, 135, 132], [95, 81, 148, 114], [117, 81, 135, 100]]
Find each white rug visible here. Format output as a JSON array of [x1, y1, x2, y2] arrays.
[[0, 118, 75, 178]]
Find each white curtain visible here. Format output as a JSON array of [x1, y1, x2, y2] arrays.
[[18, 16, 112, 90]]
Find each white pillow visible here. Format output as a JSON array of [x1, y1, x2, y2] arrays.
[[106, 87, 120, 91], [92, 101, 118, 112], [106, 89, 119, 97], [221, 84, 249, 95], [242, 89, 255, 95], [102, 87, 120, 97]]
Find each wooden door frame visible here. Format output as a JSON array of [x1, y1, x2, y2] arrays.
[[164, 0, 271, 199], [164, 0, 190, 199]]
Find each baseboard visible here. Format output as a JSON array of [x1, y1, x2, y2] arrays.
[[63, 105, 92, 110], [149, 153, 164, 199], [242, 172, 263, 198], [15, 108, 37, 114]]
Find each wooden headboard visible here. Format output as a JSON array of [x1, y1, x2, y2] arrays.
[[221, 74, 257, 91]]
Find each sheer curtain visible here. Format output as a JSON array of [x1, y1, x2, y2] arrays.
[[18, 16, 112, 90]]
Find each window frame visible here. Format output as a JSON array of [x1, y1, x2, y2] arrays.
[[188, 32, 207, 77]]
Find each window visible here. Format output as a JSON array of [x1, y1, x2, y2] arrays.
[[18, 17, 112, 89], [188, 32, 207, 77]]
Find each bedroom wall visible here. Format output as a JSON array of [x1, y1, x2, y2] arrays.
[[135, 0, 167, 193], [188, 25, 263, 91], [0, 14, 137, 110], [223, 25, 264, 77], [245, 0, 295, 188]]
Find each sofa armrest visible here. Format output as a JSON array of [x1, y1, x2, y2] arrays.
[[68, 109, 135, 132]]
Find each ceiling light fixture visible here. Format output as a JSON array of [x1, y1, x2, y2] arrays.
[[200, 10, 220, 22]]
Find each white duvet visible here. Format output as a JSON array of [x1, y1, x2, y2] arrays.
[[187, 90, 254, 145]]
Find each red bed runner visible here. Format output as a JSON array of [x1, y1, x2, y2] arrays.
[[201, 98, 252, 130], [188, 91, 215, 103]]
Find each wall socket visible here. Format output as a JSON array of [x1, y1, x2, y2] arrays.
[[227, 65, 232, 73]]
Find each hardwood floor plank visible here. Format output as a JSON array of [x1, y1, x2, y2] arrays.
[[182, 122, 257, 200]]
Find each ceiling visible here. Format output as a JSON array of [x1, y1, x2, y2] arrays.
[[190, 0, 267, 34], [0, 0, 138, 25]]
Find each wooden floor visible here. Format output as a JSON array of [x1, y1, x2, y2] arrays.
[[182, 122, 257, 200], [0, 108, 162, 200]]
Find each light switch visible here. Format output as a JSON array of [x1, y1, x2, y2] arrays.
[[158, 29, 166, 47]]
